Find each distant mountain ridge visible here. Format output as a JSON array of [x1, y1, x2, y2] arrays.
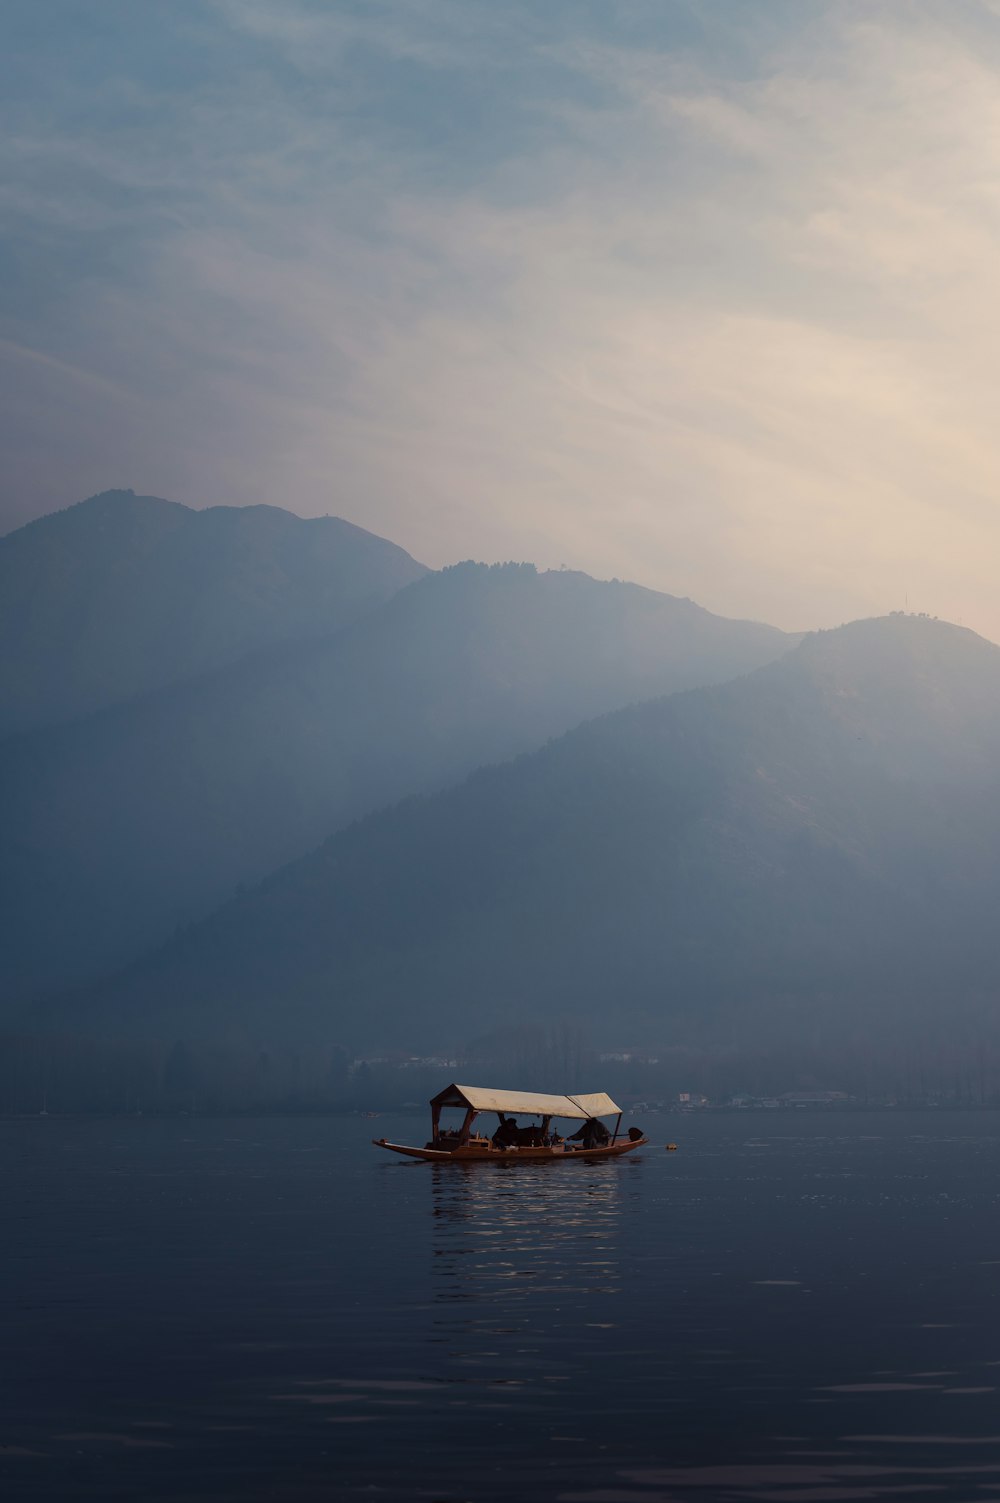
[[1, 554, 794, 1005], [54, 615, 1000, 1059], [0, 488, 427, 736]]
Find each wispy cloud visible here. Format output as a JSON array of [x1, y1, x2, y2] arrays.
[[3, 1, 1000, 636], [213, 0, 507, 68]]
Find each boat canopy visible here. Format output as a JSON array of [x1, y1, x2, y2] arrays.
[[429, 1083, 621, 1120]]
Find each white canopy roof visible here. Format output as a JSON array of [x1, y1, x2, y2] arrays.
[[430, 1083, 621, 1120]]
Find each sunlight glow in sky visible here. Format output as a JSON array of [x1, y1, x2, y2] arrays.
[[5, 1, 1000, 637]]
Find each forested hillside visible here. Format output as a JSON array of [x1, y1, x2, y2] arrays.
[[1, 556, 792, 1003], [57, 616, 1000, 1070], [0, 489, 427, 736]]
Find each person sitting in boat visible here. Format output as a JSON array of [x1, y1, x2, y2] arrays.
[[568, 1117, 610, 1149], [492, 1113, 519, 1148]]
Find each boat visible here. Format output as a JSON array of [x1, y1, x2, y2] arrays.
[[372, 1083, 647, 1163]]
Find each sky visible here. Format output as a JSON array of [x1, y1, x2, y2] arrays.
[[5, 1, 1000, 637]]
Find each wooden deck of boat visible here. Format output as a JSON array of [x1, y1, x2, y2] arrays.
[[372, 1136, 647, 1163]]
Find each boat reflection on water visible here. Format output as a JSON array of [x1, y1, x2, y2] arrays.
[[426, 1161, 644, 1399], [428, 1158, 641, 1326]]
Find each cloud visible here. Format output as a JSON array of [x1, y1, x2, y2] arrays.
[[4, 1, 1000, 637], [211, 0, 503, 68]]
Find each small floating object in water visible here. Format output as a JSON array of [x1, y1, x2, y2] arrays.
[[665, 1143, 678, 1151]]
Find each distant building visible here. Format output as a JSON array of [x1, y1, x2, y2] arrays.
[[600, 1050, 659, 1065], [779, 1091, 849, 1106]]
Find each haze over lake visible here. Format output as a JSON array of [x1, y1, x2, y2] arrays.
[[7, 3, 1000, 1499]]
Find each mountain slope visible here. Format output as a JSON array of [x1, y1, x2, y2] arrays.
[[1, 562, 792, 1004], [57, 615, 1000, 1055], [0, 489, 427, 736]]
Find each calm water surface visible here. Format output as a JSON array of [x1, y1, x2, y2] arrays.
[[4, 1111, 1000, 1501]]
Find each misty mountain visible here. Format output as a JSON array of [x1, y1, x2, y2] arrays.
[[1, 561, 792, 1005], [0, 489, 427, 737], [57, 616, 1000, 1057]]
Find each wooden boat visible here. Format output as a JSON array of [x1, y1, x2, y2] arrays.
[[373, 1083, 647, 1163]]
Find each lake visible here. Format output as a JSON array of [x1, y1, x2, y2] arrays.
[[4, 1111, 1000, 1502]]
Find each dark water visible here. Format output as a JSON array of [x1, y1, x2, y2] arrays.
[[4, 1112, 1000, 1502]]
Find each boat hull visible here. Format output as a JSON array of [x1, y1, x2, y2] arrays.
[[372, 1136, 647, 1163]]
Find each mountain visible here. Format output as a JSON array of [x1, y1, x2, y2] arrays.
[[0, 561, 792, 1005], [0, 489, 427, 737], [55, 615, 1000, 1062]]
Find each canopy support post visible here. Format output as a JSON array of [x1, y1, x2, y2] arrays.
[[459, 1107, 477, 1144], [431, 1103, 441, 1144], [612, 1112, 622, 1145]]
